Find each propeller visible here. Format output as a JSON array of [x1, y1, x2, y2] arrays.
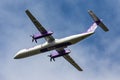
[[30, 35, 37, 43], [48, 55, 55, 62]]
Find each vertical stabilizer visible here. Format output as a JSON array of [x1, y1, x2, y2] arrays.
[[87, 23, 97, 33]]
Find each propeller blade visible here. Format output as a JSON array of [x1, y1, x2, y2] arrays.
[[35, 39, 37, 43], [32, 38, 34, 42], [53, 58, 55, 61], [50, 58, 52, 62]]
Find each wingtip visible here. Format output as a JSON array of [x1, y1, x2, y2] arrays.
[[88, 10, 93, 13], [78, 68, 83, 71], [77, 66, 83, 71], [25, 9, 29, 13]]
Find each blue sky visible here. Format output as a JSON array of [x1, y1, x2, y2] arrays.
[[0, 0, 120, 80]]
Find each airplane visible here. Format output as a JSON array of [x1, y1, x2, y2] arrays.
[[14, 10, 109, 71]]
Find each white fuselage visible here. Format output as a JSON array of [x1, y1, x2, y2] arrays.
[[14, 31, 93, 59]]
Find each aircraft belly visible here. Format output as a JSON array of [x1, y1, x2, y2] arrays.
[[40, 42, 71, 52]]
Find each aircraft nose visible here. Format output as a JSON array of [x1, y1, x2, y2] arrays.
[[14, 49, 27, 59], [14, 56, 18, 59], [14, 54, 20, 59], [14, 52, 24, 59]]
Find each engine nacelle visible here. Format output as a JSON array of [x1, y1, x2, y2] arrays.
[[33, 31, 53, 39], [31, 31, 53, 43], [48, 49, 71, 61]]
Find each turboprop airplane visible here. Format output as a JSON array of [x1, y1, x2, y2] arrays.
[[14, 10, 109, 71]]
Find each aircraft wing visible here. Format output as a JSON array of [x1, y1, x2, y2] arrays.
[[25, 10, 55, 42], [56, 49, 83, 71], [63, 54, 83, 71]]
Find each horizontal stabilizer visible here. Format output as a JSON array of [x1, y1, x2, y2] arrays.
[[88, 10, 109, 32]]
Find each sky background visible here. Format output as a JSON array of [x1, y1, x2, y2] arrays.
[[0, 0, 120, 80]]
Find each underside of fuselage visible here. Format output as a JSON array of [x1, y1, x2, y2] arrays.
[[14, 41, 71, 59], [40, 42, 71, 52]]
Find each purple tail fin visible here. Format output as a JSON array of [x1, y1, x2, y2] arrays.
[[87, 23, 97, 33]]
